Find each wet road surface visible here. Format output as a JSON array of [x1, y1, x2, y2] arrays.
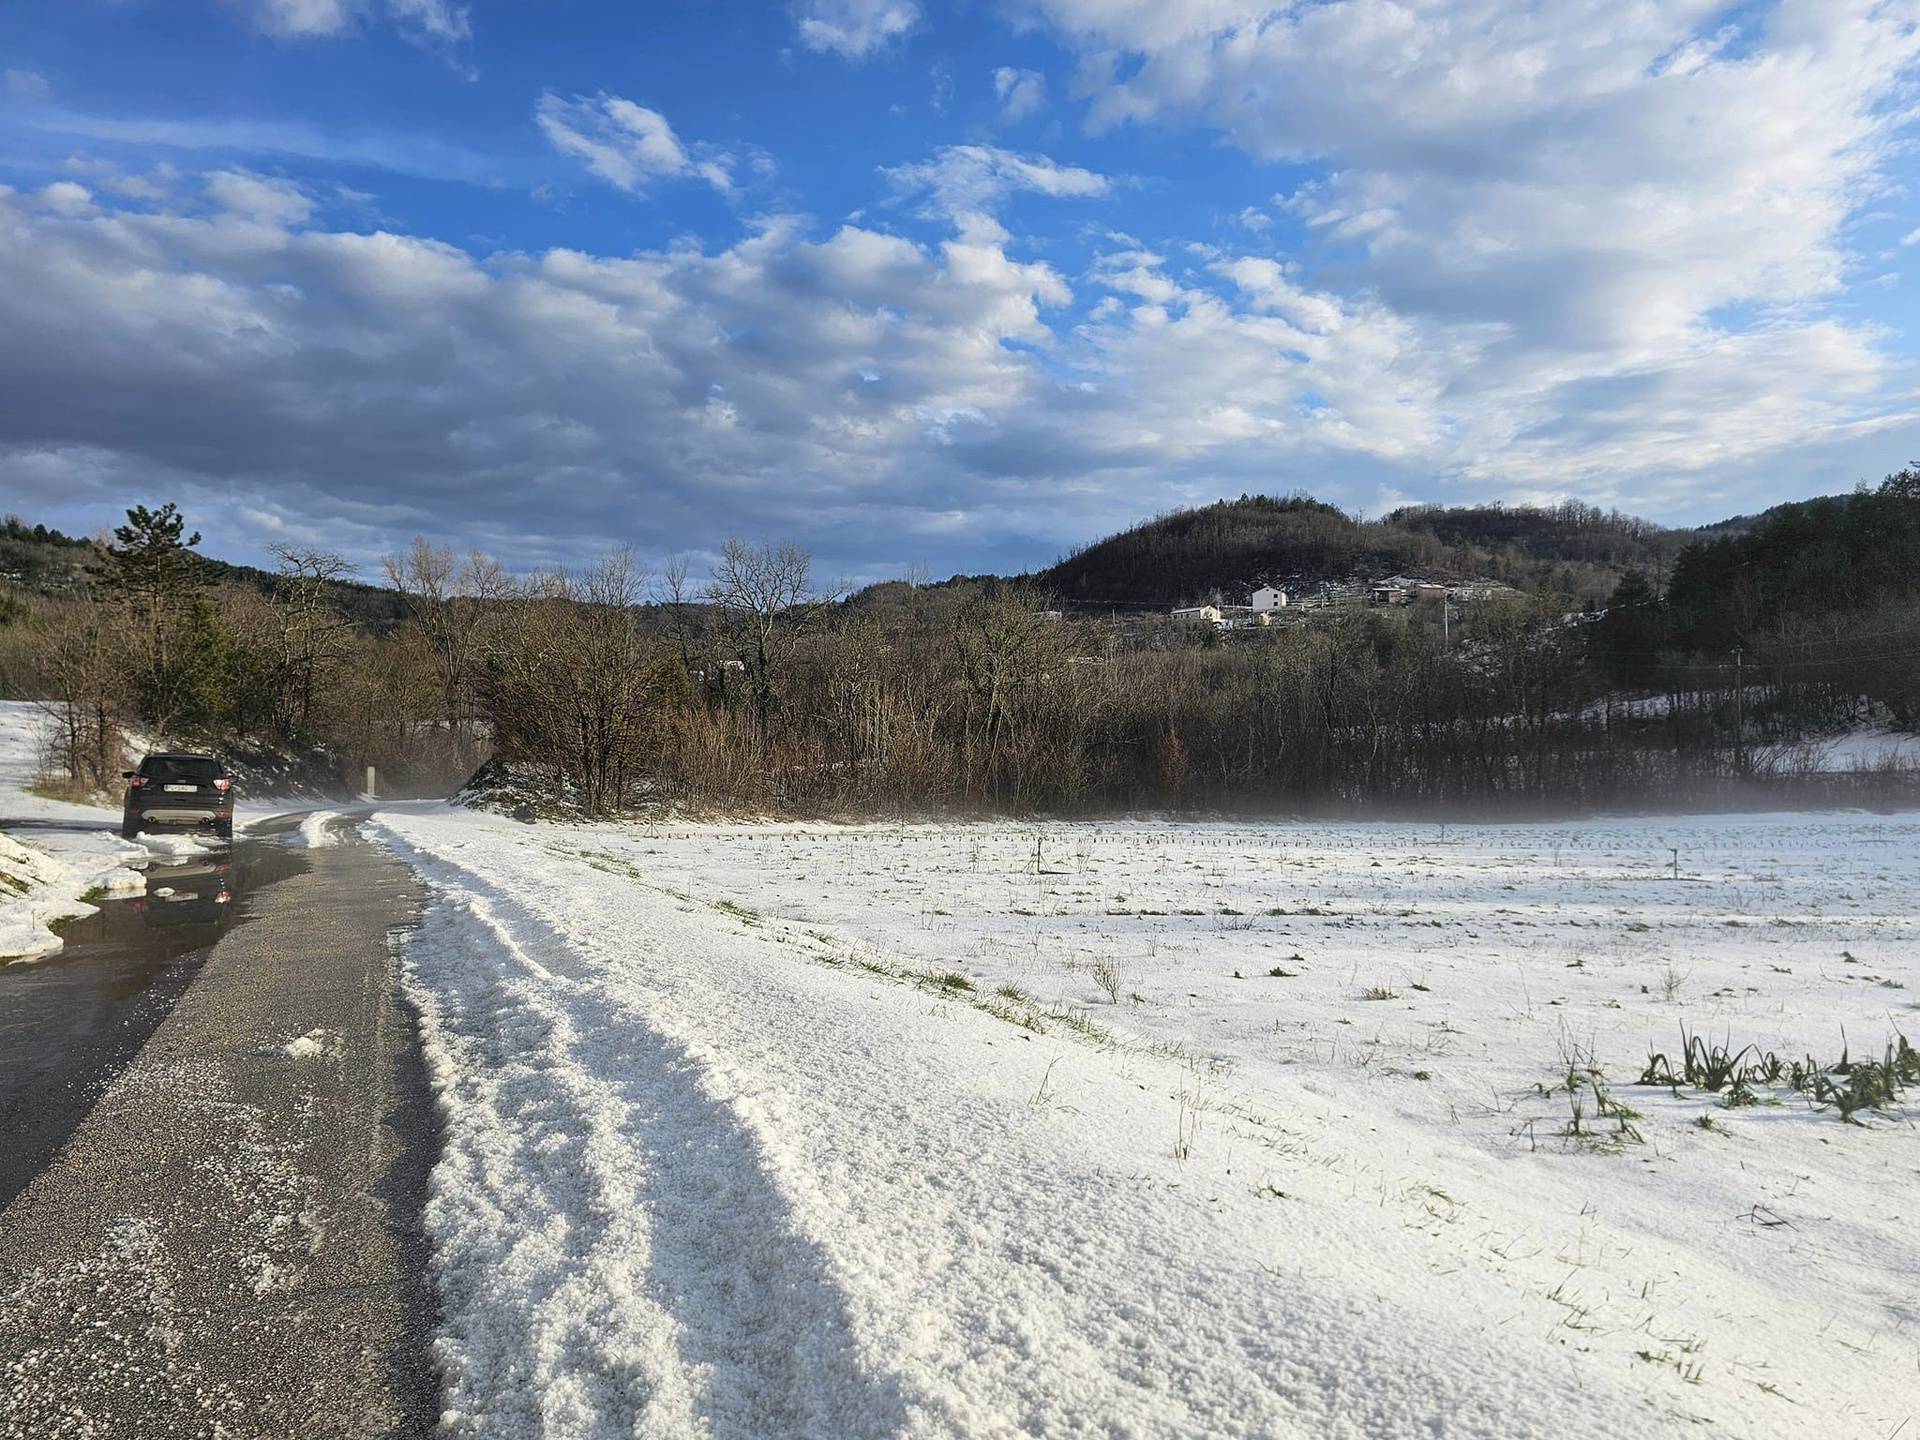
[[0, 815, 438, 1439], [0, 831, 310, 1210]]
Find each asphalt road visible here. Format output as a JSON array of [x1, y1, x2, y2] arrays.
[[0, 817, 438, 1439], [0, 832, 310, 1212]]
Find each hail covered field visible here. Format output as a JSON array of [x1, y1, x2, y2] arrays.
[[374, 806, 1920, 1440]]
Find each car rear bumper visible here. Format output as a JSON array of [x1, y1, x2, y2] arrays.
[[131, 808, 229, 827]]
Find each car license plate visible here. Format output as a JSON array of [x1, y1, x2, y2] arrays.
[[164, 784, 197, 792]]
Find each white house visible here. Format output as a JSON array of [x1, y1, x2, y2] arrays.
[[1171, 605, 1226, 627], [1249, 586, 1288, 612]]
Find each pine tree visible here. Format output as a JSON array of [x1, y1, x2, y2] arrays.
[[91, 502, 208, 728]]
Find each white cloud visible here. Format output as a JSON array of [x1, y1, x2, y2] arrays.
[[240, 0, 353, 35], [992, 67, 1047, 123], [536, 93, 733, 195], [4, 69, 52, 104], [103, 168, 177, 202], [793, 0, 918, 58], [23, 109, 501, 187], [0, 140, 1913, 580], [206, 169, 314, 224], [385, 0, 469, 41], [1021, 0, 1920, 484], [0, 183, 1082, 575], [886, 144, 1110, 219], [35, 181, 92, 215], [234, 0, 469, 43]]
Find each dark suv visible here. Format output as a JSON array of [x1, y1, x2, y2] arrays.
[[122, 753, 234, 841]]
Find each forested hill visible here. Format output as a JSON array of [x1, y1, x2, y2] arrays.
[[1646, 470, 1920, 651], [0, 515, 407, 629], [1032, 495, 1702, 608]]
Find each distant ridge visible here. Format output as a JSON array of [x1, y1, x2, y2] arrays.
[[1027, 494, 1700, 610]]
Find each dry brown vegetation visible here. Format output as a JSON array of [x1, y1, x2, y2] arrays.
[[3, 499, 1916, 817]]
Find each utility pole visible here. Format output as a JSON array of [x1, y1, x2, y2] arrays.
[[1732, 647, 1745, 775]]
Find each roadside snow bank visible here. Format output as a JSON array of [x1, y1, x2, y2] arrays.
[[372, 805, 1920, 1438], [0, 828, 148, 962], [295, 812, 342, 849], [0, 702, 152, 960]]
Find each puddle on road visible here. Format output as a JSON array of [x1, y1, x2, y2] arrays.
[[0, 834, 312, 1211]]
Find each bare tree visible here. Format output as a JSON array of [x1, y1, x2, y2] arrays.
[[384, 538, 511, 773], [705, 539, 842, 749], [656, 552, 712, 697], [30, 607, 123, 793], [485, 549, 676, 817], [949, 582, 1062, 795], [265, 545, 356, 744]]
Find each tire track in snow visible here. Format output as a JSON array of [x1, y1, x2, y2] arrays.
[[376, 813, 1707, 1440], [389, 833, 909, 1440]]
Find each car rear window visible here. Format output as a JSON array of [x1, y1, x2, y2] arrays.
[[140, 757, 222, 782]]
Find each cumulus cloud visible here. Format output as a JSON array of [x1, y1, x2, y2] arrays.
[[1017, 0, 1920, 490], [98, 162, 179, 202], [5, 164, 1901, 585], [536, 93, 733, 195], [793, 0, 918, 58], [992, 67, 1047, 123], [886, 144, 1110, 219], [206, 169, 314, 224], [0, 183, 1091, 575], [35, 181, 92, 215]]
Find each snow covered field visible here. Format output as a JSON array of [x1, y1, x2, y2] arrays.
[[375, 806, 1920, 1440]]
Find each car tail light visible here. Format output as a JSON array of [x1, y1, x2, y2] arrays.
[[214, 778, 231, 791], [129, 776, 147, 789]]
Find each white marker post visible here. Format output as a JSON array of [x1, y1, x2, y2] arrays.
[[366, 765, 377, 800]]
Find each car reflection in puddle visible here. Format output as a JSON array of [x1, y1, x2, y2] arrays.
[[131, 855, 235, 929]]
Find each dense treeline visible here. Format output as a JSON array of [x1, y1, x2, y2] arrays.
[[1666, 472, 1920, 647], [1, 506, 466, 797], [1036, 495, 1695, 610], [1, 477, 1915, 819], [1588, 471, 1920, 728], [473, 568, 1913, 819], [1388, 501, 1689, 575]]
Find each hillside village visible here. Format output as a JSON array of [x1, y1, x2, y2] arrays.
[[1169, 577, 1518, 629]]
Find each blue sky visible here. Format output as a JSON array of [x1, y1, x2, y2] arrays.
[[3, 0, 1919, 582]]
